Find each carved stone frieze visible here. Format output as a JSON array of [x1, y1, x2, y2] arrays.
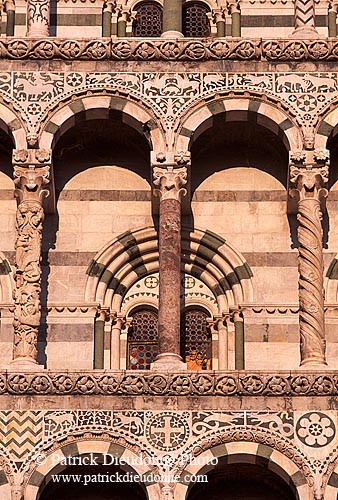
[[0, 371, 337, 396]]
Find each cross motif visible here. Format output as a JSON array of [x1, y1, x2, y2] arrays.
[[146, 412, 189, 451], [151, 416, 185, 448], [145, 276, 159, 288]]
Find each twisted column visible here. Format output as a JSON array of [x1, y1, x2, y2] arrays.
[[292, 0, 319, 38], [289, 150, 329, 366], [151, 153, 189, 370], [27, 0, 50, 37], [11, 149, 51, 367]]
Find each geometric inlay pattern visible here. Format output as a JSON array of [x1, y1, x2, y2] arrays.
[[0, 411, 43, 460], [296, 412, 336, 448]]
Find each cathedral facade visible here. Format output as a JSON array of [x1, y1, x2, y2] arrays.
[[0, 0, 338, 498]]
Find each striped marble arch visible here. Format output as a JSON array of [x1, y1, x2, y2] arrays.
[[176, 95, 302, 153], [85, 226, 254, 314]]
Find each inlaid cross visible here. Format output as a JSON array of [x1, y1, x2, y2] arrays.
[[151, 416, 185, 448]]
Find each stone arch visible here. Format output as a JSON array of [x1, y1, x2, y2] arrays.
[[0, 253, 14, 304], [322, 451, 338, 499], [39, 92, 166, 152], [0, 101, 26, 149], [85, 226, 254, 313], [24, 435, 161, 500], [325, 254, 338, 302], [0, 447, 17, 499], [176, 95, 302, 153], [176, 433, 313, 500], [315, 103, 338, 150]]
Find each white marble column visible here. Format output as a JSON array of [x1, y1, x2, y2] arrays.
[[27, 0, 50, 37]]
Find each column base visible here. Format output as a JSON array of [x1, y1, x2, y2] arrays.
[[161, 30, 184, 39], [291, 27, 319, 39], [8, 357, 44, 371], [300, 359, 328, 369], [151, 353, 187, 371]]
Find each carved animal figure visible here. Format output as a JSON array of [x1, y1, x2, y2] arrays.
[[46, 413, 75, 430], [243, 74, 272, 89], [15, 74, 62, 100], [204, 74, 225, 87], [303, 73, 336, 92], [276, 74, 308, 92], [144, 74, 199, 96], [113, 414, 143, 434]]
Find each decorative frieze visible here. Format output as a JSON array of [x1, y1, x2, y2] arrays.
[[0, 370, 337, 396], [2, 38, 338, 61]]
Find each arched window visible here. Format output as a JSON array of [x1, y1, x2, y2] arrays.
[[132, 2, 163, 37], [181, 309, 212, 369], [127, 308, 158, 369], [183, 2, 211, 37]]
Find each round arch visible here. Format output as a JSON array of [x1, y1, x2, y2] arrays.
[[0, 101, 26, 149], [85, 226, 254, 313], [176, 95, 302, 153], [322, 451, 338, 499], [39, 92, 166, 152], [315, 101, 338, 150], [176, 438, 312, 500], [24, 437, 161, 500]]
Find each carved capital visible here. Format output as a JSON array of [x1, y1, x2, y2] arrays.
[[288, 150, 329, 211], [227, 0, 240, 14], [211, 8, 226, 23], [26, 0, 50, 37], [153, 166, 187, 201], [14, 166, 50, 205], [13, 148, 52, 165]]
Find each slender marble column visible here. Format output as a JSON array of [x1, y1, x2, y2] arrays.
[[289, 150, 329, 366], [102, 1, 113, 37], [215, 315, 229, 370], [212, 9, 226, 37], [152, 164, 187, 370], [328, 2, 338, 37], [227, 1, 241, 37], [27, 0, 50, 36], [11, 150, 51, 367], [291, 0, 319, 38], [111, 314, 124, 369], [162, 0, 183, 37], [4, 0, 15, 36]]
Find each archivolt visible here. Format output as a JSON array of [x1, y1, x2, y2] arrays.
[[179, 430, 313, 500], [39, 90, 166, 152], [85, 226, 254, 313], [176, 94, 302, 152]]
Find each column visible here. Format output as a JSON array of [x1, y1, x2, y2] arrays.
[[151, 152, 189, 370], [291, 0, 319, 38], [215, 315, 229, 370], [102, 1, 113, 37], [117, 8, 128, 37], [289, 150, 329, 366], [94, 308, 109, 369], [11, 149, 51, 368], [328, 2, 338, 37], [162, 0, 183, 37], [26, 0, 50, 36], [212, 9, 226, 37], [233, 310, 244, 369], [4, 0, 15, 36], [227, 1, 241, 37], [110, 314, 124, 369]]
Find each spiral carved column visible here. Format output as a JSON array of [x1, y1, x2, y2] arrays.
[[289, 150, 329, 366], [11, 149, 51, 367], [151, 153, 189, 370]]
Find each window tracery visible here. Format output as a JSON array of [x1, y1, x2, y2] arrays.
[[127, 308, 159, 369], [183, 2, 211, 37], [132, 2, 163, 37], [181, 308, 212, 369]]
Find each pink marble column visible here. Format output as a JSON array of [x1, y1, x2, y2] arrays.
[[152, 164, 187, 370]]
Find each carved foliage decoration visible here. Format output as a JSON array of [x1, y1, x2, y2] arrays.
[[153, 166, 187, 201]]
